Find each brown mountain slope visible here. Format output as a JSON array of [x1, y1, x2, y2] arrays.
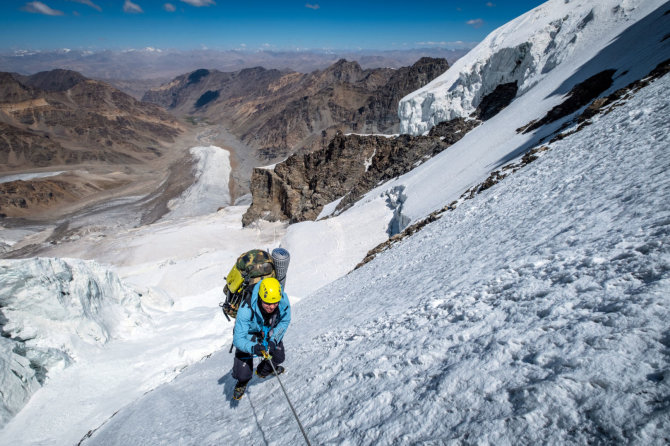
[[143, 57, 449, 160], [0, 69, 186, 218], [1, 70, 183, 171]]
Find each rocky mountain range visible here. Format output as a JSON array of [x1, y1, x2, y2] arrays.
[[240, 66, 523, 226], [0, 69, 185, 219], [142, 57, 450, 160], [0, 48, 469, 83]]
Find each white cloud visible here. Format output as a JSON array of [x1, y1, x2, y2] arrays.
[[486, 2, 496, 7], [21, 1, 65, 16], [179, 0, 215, 6], [68, 0, 102, 12], [305, 3, 320, 9], [123, 0, 143, 13], [466, 18, 484, 28], [164, 3, 176, 11]]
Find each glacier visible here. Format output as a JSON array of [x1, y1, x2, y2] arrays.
[[0, 258, 148, 426], [398, 0, 667, 135]]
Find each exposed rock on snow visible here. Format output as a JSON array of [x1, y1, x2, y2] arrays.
[[473, 81, 519, 120], [242, 127, 477, 225], [519, 69, 616, 133], [0, 258, 148, 427]]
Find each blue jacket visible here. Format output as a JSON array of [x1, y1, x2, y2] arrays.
[[233, 281, 291, 355]]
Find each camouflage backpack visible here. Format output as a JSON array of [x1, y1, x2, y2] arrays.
[[220, 249, 276, 320]]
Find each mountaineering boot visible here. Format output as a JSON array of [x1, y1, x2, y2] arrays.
[[233, 380, 249, 400], [256, 365, 285, 379]]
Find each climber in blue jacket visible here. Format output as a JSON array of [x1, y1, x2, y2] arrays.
[[232, 277, 291, 400]]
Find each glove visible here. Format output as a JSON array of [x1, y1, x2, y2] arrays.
[[267, 340, 277, 355], [252, 343, 271, 359]]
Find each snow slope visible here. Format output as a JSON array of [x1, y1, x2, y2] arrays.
[[87, 63, 670, 445], [398, 0, 666, 135], [0, 0, 668, 443]]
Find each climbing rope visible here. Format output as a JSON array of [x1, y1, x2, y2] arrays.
[[267, 358, 312, 446]]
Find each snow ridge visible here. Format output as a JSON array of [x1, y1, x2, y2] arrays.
[[398, 0, 663, 134]]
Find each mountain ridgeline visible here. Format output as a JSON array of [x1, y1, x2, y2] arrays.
[[142, 57, 450, 160], [1, 69, 182, 169]]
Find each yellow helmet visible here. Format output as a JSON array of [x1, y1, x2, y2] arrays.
[[259, 277, 282, 303]]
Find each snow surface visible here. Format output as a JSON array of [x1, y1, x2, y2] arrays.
[[0, 258, 148, 426], [0, 171, 65, 184], [0, 0, 668, 443], [389, 0, 670, 224], [162, 145, 232, 220], [86, 62, 670, 446]]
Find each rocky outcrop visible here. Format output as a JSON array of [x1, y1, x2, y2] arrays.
[[144, 57, 449, 161], [518, 69, 616, 133], [242, 133, 378, 225], [242, 117, 480, 226], [473, 82, 519, 121]]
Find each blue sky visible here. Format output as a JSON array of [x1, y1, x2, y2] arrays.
[[1, 1, 547, 51]]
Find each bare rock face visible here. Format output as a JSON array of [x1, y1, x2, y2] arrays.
[[518, 69, 617, 133], [242, 117, 480, 226], [241, 133, 376, 225], [472, 82, 519, 121], [143, 57, 450, 161]]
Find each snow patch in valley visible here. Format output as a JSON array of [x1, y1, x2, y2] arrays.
[[0, 171, 65, 184], [162, 146, 232, 221]]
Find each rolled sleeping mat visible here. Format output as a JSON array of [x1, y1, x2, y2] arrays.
[[271, 248, 290, 290]]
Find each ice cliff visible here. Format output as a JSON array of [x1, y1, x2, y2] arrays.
[[398, 0, 659, 134], [0, 258, 148, 426]]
